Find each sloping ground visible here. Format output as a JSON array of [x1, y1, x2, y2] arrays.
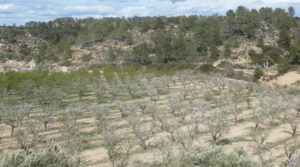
[[0, 74, 298, 167], [268, 71, 300, 86]]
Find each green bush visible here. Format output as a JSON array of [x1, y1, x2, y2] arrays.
[[253, 67, 263, 82], [199, 63, 216, 73], [278, 61, 291, 74], [132, 43, 152, 65], [0, 142, 83, 167], [278, 29, 291, 50], [187, 147, 259, 167], [144, 146, 260, 167]]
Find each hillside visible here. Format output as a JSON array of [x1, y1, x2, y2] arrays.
[[0, 6, 299, 78]]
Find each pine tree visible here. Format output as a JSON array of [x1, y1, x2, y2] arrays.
[[278, 29, 291, 50], [209, 43, 220, 60], [288, 6, 296, 17]]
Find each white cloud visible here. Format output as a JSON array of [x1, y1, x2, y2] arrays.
[[263, 0, 300, 3], [0, 3, 13, 11], [65, 5, 114, 13], [27, 9, 58, 15], [1, 0, 300, 25], [119, 6, 150, 17]]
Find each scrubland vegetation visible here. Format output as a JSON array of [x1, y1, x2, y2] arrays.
[[1, 6, 300, 73]]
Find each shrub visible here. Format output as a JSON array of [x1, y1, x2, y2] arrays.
[[278, 61, 291, 74], [187, 147, 260, 167], [278, 29, 291, 50], [199, 64, 216, 73], [131, 43, 152, 65], [0, 142, 83, 167], [143, 146, 260, 167], [248, 50, 262, 64], [253, 67, 263, 82]]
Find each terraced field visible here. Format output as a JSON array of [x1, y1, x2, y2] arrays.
[[1, 71, 300, 166]]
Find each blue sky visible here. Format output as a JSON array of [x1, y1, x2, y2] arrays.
[[0, 0, 299, 25]]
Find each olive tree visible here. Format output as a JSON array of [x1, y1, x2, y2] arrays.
[[18, 80, 36, 101], [14, 122, 40, 152], [33, 86, 66, 106], [283, 139, 299, 166], [134, 75, 147, 91], [168, 94, 193, 121], [285, 111, 300, 136], [123, 77, 140, 98], [136, 101, 148, 114], [115, 100, 133, 117], [293, 95, 300, 116], [2, 104, 26, 136], [127, 114, 154, 150], [0, 87, 7, 101], [168, 94, 182, 115], [154, 109, 169, 131], [160, 76, 172, 90], [156, 140, 175, 167], [144, 73, 156, 82], [108, 81, 121, 100], [21, 103, 33, 119], [180, 85, 196, 100], [205, 110, 229, 144], [94, 81, 106, 104], [0, 103, 4, 121], [146, 86, 159, 103], [283, 139, 300, 167], [174, 129, 194, 151], [144, 101, 159, 121], [92, 104, 109, 133], [164, 119, 179, 142], [33, 85, 51, 105], [151, 78, 167, 94], [59, 118, 86, 154], [92, 104, 109, 121], [72, 77, 88, 100], [190, 112, 204, 135], [39, 103, 57, 131], [228, 88, 244, 123], [258, 95, 281, 126], [250, 106, 265, 131], [66, 105, 84, 124], [101, 128, 132, 167], [250, 128, 270, 162]]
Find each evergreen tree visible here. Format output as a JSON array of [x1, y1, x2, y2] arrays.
[[256, 35, 264, 48], [289, 41, 300, 64], [253, 67, 263, 82], [209, 43, 220, 60], [223, 43, 231, 58], [278, 29, 291, 50], [288, 6, 296, 17], [132, 43, 152, 65]]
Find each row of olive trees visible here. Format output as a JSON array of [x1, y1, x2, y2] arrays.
[[77, 72, 300, 166], [2, 70, 300, 167], [0, 98, 87, 153]]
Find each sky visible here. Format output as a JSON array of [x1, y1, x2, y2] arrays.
[[0, 0, 300, 25]]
